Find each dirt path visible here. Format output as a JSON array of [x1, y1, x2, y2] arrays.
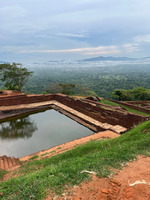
[[47, 155, 150, 200]]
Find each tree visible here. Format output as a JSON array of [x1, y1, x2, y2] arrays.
[[111, 89, 130, 101], [0, 63, 33, 92], [46, 83, 97, 96], [59, 83, 75, 95], [46, 82, 63, 94], [47, 83, 75, 95], [111, 87, 150, 101]]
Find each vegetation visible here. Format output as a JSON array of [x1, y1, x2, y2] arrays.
[[0, 169, 7, 180], [46, 82, 97, 96], [23, 63, 150, 97], [0, 63, 150, 97], [0, 121, 150, 199], [29, 155, 39, 161], [0, 63, 33, 92], [112, 87, 150, 101]]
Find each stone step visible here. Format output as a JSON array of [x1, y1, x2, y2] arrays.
[[0, 155, 21, 170]]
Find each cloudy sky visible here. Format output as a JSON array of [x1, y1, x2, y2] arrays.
[[0, 0, 150, 61]]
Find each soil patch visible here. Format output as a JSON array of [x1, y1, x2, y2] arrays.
[[46, 155, 150, 200]]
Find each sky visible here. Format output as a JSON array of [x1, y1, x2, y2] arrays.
[[0, 0, 150, 61]]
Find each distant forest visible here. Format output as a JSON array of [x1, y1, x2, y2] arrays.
[[22, 63, 150, 98], [1, 63, 150, 98]]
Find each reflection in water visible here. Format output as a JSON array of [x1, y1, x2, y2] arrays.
[[0, 109, 93, 158], [0, 117, 37, 140]]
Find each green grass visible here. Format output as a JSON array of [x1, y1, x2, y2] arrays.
[[57, 147, 62, 150], [40, 153, 48, 157], [29, 155, 39, 161], [100, 99, 150, 116], [0, 121, 150, 199], [0, 170, 7, 180], [50, 150, 56, 153], [100, 99, 120, 107]]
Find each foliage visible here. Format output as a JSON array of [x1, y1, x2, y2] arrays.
[[59, 83, 75, 95], [23, 63, 150, 97], [112, 87, 150, 101], [0, 63, 33, 92], [0, 121, 150, 199], [46, 82, 97, 96]]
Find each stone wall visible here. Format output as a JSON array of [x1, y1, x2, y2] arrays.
[[106, 98, 150, 114], [0, 94, 54, 106], [53, 94, 148, 128], [0, 93, 149, 129]]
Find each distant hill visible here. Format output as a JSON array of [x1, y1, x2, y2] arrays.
[[82, 56, 137, 62]]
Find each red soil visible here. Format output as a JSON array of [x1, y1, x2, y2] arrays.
[[47, 155, 150, 200]]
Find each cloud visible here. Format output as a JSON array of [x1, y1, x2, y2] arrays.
[[20, 45, 120, 55], [20, 43, 142, 56], [1, 0, 150, 60], [122, 43, 140, 53], [84, 50, 121, 55], [57, 33, 88, 38], [133, 34, 150, 43]]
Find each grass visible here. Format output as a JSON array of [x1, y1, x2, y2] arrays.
[[0, 170, 7, 180], [100, 99, 120, 107], [40, 153, 48, 157], [29, 155, 39, 161], [50, 150, 56, 153], [57, 147, 62, 150], [100, 99, 150, 116], [0, 121, 150, 199]]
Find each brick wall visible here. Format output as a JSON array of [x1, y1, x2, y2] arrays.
[[53, 94, 148, 128], [0, 93, 149, 129], [106, 98, 150, 114]]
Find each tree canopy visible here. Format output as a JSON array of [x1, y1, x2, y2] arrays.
[[46, 82, 98, 96], [112, 87, 150, 101], [0, 63, 33, 92]]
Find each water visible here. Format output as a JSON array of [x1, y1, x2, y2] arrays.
[[0, 109, 93, 158]]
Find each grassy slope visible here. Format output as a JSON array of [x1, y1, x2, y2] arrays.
[[0, 121, 150, 199], [100, 99, 150, 116]]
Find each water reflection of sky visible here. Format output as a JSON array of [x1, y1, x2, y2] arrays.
[[0, 109, 93, 158]]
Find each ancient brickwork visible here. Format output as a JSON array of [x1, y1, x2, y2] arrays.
[[53, 94, 148, 128], [106, 98, 150, 114], [0, 93, 149, 129]]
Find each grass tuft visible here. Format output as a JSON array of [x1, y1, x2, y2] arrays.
[[29, 155, 39, 161]]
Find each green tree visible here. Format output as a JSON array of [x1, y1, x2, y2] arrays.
[[46, 82, 63, 94], [111, 87, 150, 101], [131, 87, 150, 100], [0, 63, 33, 92], [59, 83, 75, 95], [111, 89, 131, 101]]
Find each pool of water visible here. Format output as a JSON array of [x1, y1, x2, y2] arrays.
[[0, 109, 93, 158]]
